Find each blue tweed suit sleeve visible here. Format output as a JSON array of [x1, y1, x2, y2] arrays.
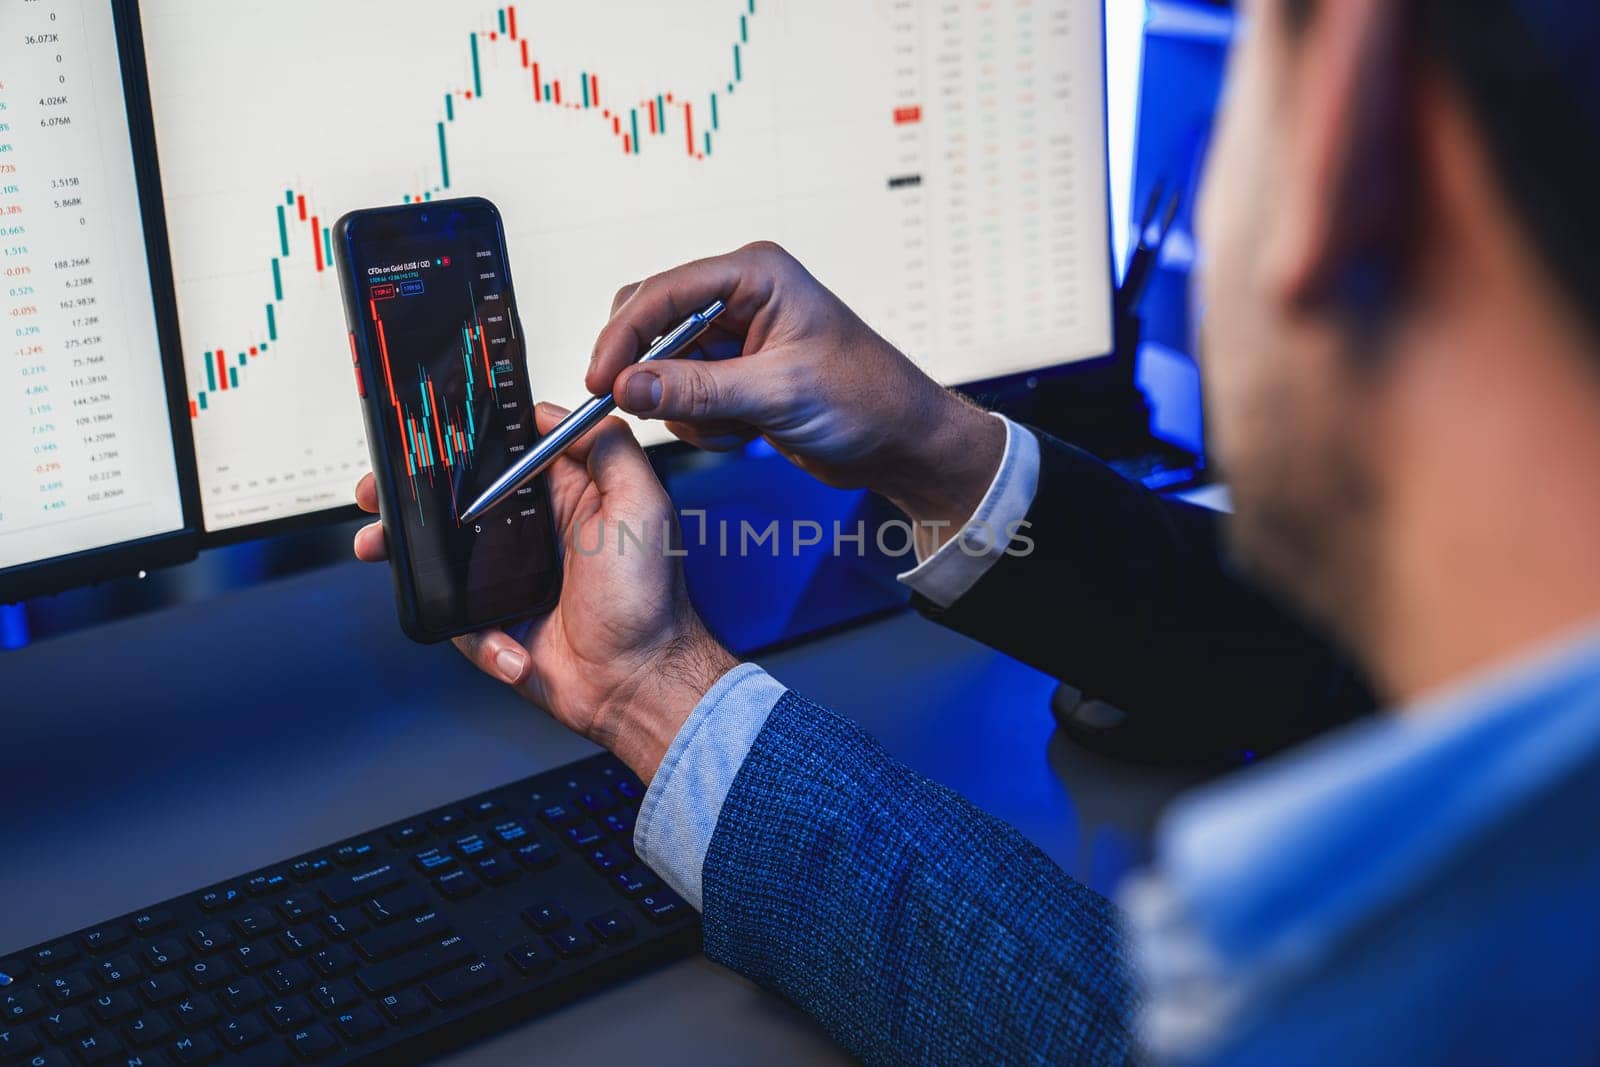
[[700, 689, 1140, 1065]]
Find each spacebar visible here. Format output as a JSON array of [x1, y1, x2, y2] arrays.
[[356, 934, 476, 994]]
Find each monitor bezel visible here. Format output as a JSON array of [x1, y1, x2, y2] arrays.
[[0, 2, 205, 605], [172, 0, 1126, 546]]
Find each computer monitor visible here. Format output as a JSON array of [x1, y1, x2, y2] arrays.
[[139, 0, 1116, 536], [0, 3, 198, 604]]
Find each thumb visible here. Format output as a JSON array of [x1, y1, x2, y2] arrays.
[[581, 416, 665, 507], [615, 357, 786, 425]]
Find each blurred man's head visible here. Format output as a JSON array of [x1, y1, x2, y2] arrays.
[[1198, 0, 1600, 699]]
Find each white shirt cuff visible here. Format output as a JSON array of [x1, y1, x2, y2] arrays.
[[632, 663, 788, 910], [897, 414, 1042, 609]]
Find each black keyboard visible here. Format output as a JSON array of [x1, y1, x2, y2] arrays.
[[0, 753, 697, 1066]]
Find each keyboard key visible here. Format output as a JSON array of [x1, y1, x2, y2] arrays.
[[80, 928, 127, 956], [587, 910, 637, 945], [245, 871, 289, 897], [276, 927, 323, 957], [510, 841, 557, 871], [331, 1004, 384, 1043], [219, 1014, 268, 1050], [230, 941, 278, 973], [275, 896, 321, 924], [232, 908, 280, 939], [362, 886, 426, 925], [432, 869, 479, 901], [318, 911, 366, 942], [521, 902, 568, 933], [131, 911, 174, 937], [603, 810, 636, 838], [410, 848, 455, 876], [40, 1006, 89, 1039], [183, 958, 231, 990], [320, 864, 404, 907], [613, 777, 644, 803], [427, 810, 467, 834], [136, 973, 186, 1006], [546, 929, 594, 959], [140, 940, 187, 971], [186, 925, 233, 955], [562, 822, 605, 850], [71, 1028, 123, 1065], [422, 959, 500, 1007], [612, 867, 660, 899], [218, 978, 265, 1014], [167, 1031, 221, 1065], [474, 855, 520, 886], [91, 956, 138, 989], [489, 818, 530, 846], [0, 1024, 40, 1059], [536, 802, 581, 830], [450, 833, 491, 860], [332, 842, 376, 868], [263, 962, 311, 995], [354, 935, 475, 995], [307, 979, 359, 1013], [287, 1022, 339, 1061], [121, 1013, 172, 1049], [386, 823, 426, 848], [18, 1050, 68, 1067], [169, 992, 218, 1029], [374, 988, 429, 1025], [88, 990, 138, 1025], [353, 913, 448, 963], [265, 996, 314, 1032], [31, 943, 79, 973], [1, 989, 44, 1022], [637, 892, 688, 925], [584, 843, 628, 874], [505, 942, 553, 976], [288, 857, 333, 883], [44, 970, 93, 1005], [466, 798, 504, 821], [579, 789, 619, 815], [197, 887, 241, 913], [307, 946, 357, 979]]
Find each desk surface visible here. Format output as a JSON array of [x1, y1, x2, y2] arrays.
[[0, 559, 1208, 1065]]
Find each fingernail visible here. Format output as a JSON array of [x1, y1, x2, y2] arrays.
[[495, 648, 527, 684], [624, 371, 662, 412], [536, 401, 570, 418]]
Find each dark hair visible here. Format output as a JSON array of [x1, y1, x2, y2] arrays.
[[1286, 0, 1600, 340]]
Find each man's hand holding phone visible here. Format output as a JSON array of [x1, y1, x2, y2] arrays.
[[350, 241, 1008, 783], [353, 404, 736, 784]]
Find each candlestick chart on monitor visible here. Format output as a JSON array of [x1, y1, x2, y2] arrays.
[[140, 0, 1112, 531]]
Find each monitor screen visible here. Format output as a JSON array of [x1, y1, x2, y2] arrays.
[[0, 2, 190, 583], [142, 0, 1114, 534]]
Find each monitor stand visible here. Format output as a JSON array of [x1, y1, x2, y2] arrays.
[[1013, 307, 1202, 480]]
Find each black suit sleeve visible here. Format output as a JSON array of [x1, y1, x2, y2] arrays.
[[914, 428, 1377, 754]]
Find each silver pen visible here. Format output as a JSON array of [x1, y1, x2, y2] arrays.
[[457, 298, 727, 524]]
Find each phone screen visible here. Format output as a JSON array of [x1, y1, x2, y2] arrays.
[[345, 201, 557, 637]]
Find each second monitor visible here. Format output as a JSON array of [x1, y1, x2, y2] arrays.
[[140, 0, 1114, 534]]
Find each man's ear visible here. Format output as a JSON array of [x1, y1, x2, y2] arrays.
[[1265, 0, 1413, 326]]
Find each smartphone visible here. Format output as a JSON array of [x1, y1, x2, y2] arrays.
[[333, 197, 560, 643]]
